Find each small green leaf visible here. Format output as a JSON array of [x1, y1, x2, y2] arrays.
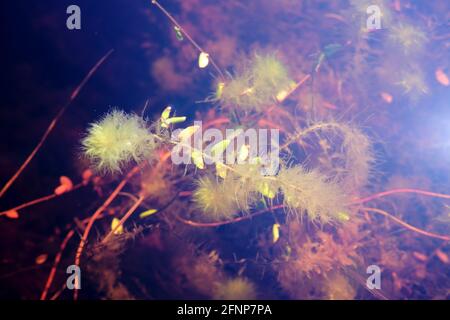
[[173, 26, 184, 41], [161, 106, 172, 121], [160, 106, 172, 128], [165, 116, 187, 125], [191, 149, 205, 169], [272, 223, 281, 243], [323, 43, 342, 56], [313, 43, 343, 72], [198, 52, 210, 69], [139, 209, 158, 219], [161, 107, 186, 128], [111, 218, 123, 235], [216, 82, 225, 99], [257, 181, 276, 199], [210, 139, 230, 161], [177, 125, 200, 141], [337, 211, 350, 222], [215, 162, 227, 179]]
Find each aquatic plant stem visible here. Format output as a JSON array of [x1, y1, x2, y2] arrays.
[[0, 50, 113, 198], [40, 229, 75, 300], [101, 195, 145, 243], [50, 283, 67, 300], [42, 204, 118, 300], [363, 207, 450, 241], [277, 74, 311, 104], [0, 183, 84, 218], [151, 0, 224, 78], [280, 121, 342, 150], [350, 188, 450, 205], [176, 204, 285, 227], [73, 164, 142, 300]]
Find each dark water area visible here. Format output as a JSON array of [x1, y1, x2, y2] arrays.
[[0, 0, 449, 300]]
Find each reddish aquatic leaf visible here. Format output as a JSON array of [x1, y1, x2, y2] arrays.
[[54, 185, 66, 195], [380, 92, 393, 104], [435, 69, 449, 86], [5, 210, 19, 219], [60, 176, 73, 190], [435, 249, 449, 264], [82, 169, 93, 184], [413, 251, 427, 262], [35, 254, 48, 265], [54, 176, 73, 195]]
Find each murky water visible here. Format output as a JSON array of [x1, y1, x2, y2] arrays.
[[0, 0, 449, 300]]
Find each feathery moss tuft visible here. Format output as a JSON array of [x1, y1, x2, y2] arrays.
[[277, 166, 349, 224], [82, 110, 156, 174], [339, 124, 375, 191], [388, 23, 427, 55], [192, 175, 254, 221], [220, 53, 292, 112]]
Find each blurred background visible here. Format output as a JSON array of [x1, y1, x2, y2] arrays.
[[0, 0, 449, 299]]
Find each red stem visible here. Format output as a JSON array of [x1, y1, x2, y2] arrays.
[[73, 164, 142, 300], [40, 229, 75, 300], [363, 207, 450, 241], [0, 50, 113, 198], [0, 183, 84, 218], [349, 188, 450, 205], [176, 204, 285, 227]]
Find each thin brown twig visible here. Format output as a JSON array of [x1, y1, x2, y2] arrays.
[[363, 207, 450, 241], [73, 164, 143, 300], [349, 188, 450, 205], [41, 206, 118, 300], [151, 0, 224, 78], [50, 283, 67, 300], [0, 183, 84, 218], [176, 204, 285, 227], [0, 50, 113, 198], [40, 229, 75, 300]]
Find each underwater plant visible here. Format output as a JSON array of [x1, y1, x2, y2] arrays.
[[219, 53, 294, 112], [2, 0, 450, 302], [396, 65, 429, 97], [275, 166, 349, 224], [324, 272, 357, 300], [388, 23, 428, 56], [82, 110, 158, 174], [193, 175, 254, 221]]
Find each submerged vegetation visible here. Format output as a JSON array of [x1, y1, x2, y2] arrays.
[[219, 53, 294, 112], [82, 110, 159, 174], [1, 0, 450, 300]]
